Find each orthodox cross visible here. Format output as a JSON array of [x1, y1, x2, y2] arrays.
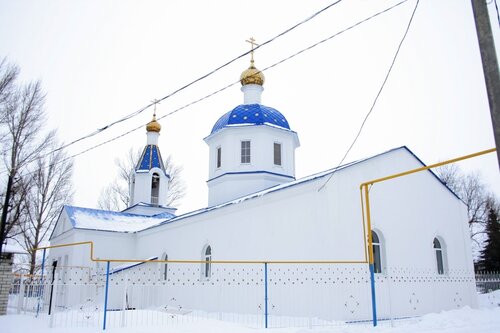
[[246, 37, 258, 63], [151, 99, 159, 117]]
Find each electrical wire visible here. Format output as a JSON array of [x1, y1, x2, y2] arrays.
[[318, 0, 420, 192], [67, 0, 412, 164], [1, 0, 412, 180], [50, 0, 345, 155], [495, 0, 500, 27]]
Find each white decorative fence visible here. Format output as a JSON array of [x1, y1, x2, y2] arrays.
[[8, 263, 478, 329], [475, 271, 500, 294]]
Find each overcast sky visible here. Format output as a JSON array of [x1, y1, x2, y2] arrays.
[[0, 0, 498, 214]]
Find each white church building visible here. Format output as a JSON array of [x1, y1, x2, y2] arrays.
[[47, 55, 477, 324]]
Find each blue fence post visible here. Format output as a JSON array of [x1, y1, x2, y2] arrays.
[[369, 263, 377, 327], [264, 262, 268, 329], [36, 248, 46, 318], [103, 261, 110, 330]]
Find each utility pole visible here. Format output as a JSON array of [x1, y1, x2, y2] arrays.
[[0, 174, 13, 259], [471, 0, 500, 168]]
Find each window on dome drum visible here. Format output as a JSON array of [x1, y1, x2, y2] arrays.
[[163, 253, 168, 280], [434, 238, 444, 274], [241, 141, 251, 164], [274, 143, 282, 166], [216, 147, 222, 168], [372, 230, 382, 274], [203, 245, 212, 279], [151, 173, 160, 205]]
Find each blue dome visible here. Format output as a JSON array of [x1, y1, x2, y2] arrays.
[[210, 104, 290, 135]]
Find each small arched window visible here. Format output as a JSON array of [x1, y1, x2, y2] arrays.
[[130, 173, 136, 204], [163, 253, 168, 280], [151, 173, 160, 205], [216, 147, 222, 168], [203, 245, 212, 279], [372, 231, 382, 274], [433, 238, 444, 275]]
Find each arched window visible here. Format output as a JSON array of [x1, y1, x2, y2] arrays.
[[372, 230, 383, 274], [433, 238, 444, 275], [151, 173, 160, 205], [130, 173, 136, 204], [203, 245, 212, 279], [216, 147, 222, 168], [163, 253, 168, 280]]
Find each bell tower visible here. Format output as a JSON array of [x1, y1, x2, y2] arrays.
[[129, 110, 171, 208]]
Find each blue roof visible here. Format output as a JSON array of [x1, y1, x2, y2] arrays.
[[137, 145, 167, 175], [210, 104, 291, 135], [60, 206, 172, 233]]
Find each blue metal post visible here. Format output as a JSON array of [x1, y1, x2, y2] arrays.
[[36, 248, 46, 317], [369, 264, 377, 327], [264, 262, 268, 329], [103, 261, 110, 330]]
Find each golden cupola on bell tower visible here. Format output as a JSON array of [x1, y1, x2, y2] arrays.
[[146, 114, 161, 133]]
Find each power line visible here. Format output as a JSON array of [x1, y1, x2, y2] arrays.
[[51, 0, 345, 155], [1, 0, 412, 180], [67, 0, 412, 164], [318, 0, 420, 192], [493, 0, 500, 27]]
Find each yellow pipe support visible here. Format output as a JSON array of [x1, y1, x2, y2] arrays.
[[359, 147, 496, 266], [98, 260, 368, 264], [360, 148, 496, 188], [360, 188, 368, 263], [364, 185, 375, 265], [37, 149, 494, 267], [34, 240, 367, 264]]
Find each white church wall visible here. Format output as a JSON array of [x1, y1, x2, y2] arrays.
[[207, 126, 297, 179], [126, 148, 475, 320], [206, 125, 298, 206], [132, 167, 169, 206], [50, 148, 476, 321], [47, 228, 140, 311], [50, 228, 137, 276], [51, 213, 73, 239], [132, 172, 151, 205]]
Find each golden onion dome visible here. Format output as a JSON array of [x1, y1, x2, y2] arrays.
[[240, 60, 265, 86], [146, 115, 161, 133]]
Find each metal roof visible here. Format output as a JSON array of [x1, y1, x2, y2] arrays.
[[211, 104, 290, 135]]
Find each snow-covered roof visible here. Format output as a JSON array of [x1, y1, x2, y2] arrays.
[[144, 146, 461, 231], [64, 206, 170, 233], [121, 202, 177, 214], [62, 146, 459, 235], [1, 242, 29, 254]]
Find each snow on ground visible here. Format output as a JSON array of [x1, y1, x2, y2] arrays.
[[1, 293, 500, 333]]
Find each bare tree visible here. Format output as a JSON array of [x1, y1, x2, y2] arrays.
[[98, 180, 127, 211], [17, 146, 73, 275], [0, 60, 56, 255], [0, 58, 19, 123], [98, 148, 185, 211], [436, 165, 496, 257]]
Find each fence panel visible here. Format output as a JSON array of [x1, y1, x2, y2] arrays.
[[7, 263, 481, 329], [475, 271, 500, 294]]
